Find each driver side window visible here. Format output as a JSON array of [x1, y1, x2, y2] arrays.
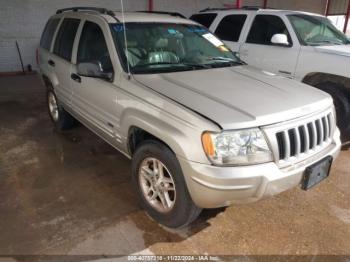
[[77, 21, 113, 73], [247, 15, 292, 46]]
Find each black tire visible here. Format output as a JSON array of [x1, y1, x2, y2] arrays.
[[315, 82, 350, 132], [46, 88, 75, 131], [132, 140, 202, 228]]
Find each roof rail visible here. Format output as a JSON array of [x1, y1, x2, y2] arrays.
[[199, 6, 260, 12], [137, 11, 186, 19], [56, 6, 115, 16]]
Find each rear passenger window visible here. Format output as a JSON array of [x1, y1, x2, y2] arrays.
[[53, 18, 80, 61], [190, 13, 217, 28], [247, 15, 292, 46], [40, 18, 60, 50], [215, 15, 247, 42]]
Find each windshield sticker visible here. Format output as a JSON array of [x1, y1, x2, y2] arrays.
[[168, 28, 178, 34], [218, 45, 229, 52], [202, 33, 224, 47], [187, 27, 208, 33], [113, 24, 125, 32]]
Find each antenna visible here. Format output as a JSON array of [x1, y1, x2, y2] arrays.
[[120, 0, 131, 79]]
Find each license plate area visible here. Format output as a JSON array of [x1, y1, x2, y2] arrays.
[[301, 156, 333, 191]]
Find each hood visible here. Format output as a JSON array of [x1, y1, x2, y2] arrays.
[[134, 66, 332, 130], [315, 44, 350, 57]]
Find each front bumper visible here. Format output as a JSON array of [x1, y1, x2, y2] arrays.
[[179, 129, 341, 209]]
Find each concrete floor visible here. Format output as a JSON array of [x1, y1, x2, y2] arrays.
[[1, 74, 350, 257]]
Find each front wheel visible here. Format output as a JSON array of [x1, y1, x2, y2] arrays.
[[132, 140, 202, 228]]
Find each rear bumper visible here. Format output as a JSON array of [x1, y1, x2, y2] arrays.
[[179, 128, 341, 209]]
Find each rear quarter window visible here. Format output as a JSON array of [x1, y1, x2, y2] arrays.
[[53, 18, 80, 61], [190, 13, 217, 28], [215, 15, 247, 42], [40, 18, 60, 50]]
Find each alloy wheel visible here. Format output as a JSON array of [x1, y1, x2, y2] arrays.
[[139, 157, 176, 213]]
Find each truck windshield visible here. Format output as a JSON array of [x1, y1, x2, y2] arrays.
[[288, 14, 350, 46], [111, 23, 243, 74]]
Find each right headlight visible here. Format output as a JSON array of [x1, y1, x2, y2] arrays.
[[201, 128, 273, 166]]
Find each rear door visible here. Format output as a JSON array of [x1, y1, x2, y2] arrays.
[[38, 17, 61, 79], [239, 14, 300, 77], [214, 14, 248, 52], [70, 19, 119, 145], [190, 13, 218, 29], [51, 18, 81, 108]]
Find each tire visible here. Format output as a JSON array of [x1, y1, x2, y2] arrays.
[[132, 140, 202, 228], [47, 88, 75, 130], [315, 82, 350, 132]]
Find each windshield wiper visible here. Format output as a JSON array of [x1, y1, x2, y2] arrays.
[[135, 62, 179, 67], [207, 57, 246, 65], [131, 62, 207, 74], [133, 62, 209, 71], [182, 63, 211, 69]]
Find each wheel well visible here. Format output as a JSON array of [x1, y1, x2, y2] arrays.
[[302, 72, 350, 100], [41, 75, 54, 89], [128, 126, 174, 156]]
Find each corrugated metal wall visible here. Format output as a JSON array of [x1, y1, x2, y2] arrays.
[[0, 0, 147, 72], [242, 0, 328, 14], [0, 0, 348, 72], [0, 0, 233, 72], [328, 0, 349, 15]]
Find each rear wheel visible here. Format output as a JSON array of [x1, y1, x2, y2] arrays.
[[47, 89, 75, 130], [132, 140, 202, 228]]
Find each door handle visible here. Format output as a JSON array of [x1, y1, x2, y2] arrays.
[[48, 60, 55, 67], [71, 73, 81, 83], [278, 70, 292, 75]]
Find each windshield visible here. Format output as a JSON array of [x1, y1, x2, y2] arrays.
[[111, 23, 243, 74], [288, 14, 350, 46]]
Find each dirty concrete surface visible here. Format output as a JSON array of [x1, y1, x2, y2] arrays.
[[0, 74, 350, 257]]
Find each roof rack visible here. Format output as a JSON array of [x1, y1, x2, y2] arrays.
[[137, 11, 186, 19], [199, 6, 261, 12], [56, 6, 115, 16]]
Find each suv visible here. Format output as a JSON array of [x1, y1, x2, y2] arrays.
[[191, 8, 350, 142], [38, 7, 341, 228]]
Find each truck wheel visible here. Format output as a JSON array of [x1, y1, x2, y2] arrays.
[[132, 140, 202, 228], [47, 89, 75, 130], [315, 82, 350, 131]]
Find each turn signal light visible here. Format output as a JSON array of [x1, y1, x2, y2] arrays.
[[201, 132, 215, 157]]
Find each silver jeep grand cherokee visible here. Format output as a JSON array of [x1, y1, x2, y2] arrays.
[[38, 7, 341, 228]]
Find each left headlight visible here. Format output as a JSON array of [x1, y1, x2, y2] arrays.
[[201, 128, 273, 166]]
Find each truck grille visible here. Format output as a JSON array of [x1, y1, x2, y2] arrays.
[[262, 109, 336, 167], [275, 114, 332, 160]]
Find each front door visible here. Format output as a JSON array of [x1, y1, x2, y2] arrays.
[[70, 20, 120, 145], [239, 14, 300, 78]]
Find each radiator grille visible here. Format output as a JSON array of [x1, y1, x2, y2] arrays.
[[275, 113, 333, 162]]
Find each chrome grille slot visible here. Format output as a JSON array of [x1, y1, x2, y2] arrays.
[[273, 112, 334, 164]]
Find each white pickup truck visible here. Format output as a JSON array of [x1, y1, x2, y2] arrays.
[[191, 7, 350, 143]]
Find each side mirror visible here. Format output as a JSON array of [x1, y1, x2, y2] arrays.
[[271, 34, 290, 46], [77, 61, 113, 81]]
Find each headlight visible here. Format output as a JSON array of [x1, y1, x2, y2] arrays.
[[201, 128, 273, 166]]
